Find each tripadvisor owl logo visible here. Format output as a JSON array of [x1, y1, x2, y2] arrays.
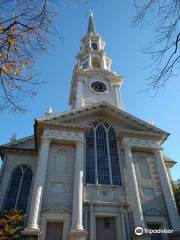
[[135, 227, 143, 236]]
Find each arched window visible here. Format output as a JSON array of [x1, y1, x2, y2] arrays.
[[4, 166, 33, 212], [85, 122, 121, 185], [91, 40, 98, 50], [92, 57, 100, 69]]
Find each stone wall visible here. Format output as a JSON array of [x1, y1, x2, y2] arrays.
[[41, 143, 75, 210]]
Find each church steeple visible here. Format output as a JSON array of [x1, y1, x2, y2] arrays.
[[75, 11, 112, 71], [69, 13, 123, 109], [87, 11, 96, 34]]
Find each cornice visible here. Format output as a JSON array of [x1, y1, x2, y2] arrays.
[[118, 129, 168, 143], [81, 32, 100, 42], [0, 146, 37, 155], [77, 49, 106, 59], [1, 135, 34, 148], [84, 200, 129, 208], [73, 68, 123, 81], [37, 121, 90, 133]]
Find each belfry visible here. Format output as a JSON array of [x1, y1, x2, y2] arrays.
[[69, 11, 123, 109], [0, 13, 180, 240]]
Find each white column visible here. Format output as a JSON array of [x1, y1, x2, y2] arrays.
[[71, 141, 84, 230], [124, 213, 131, 239], [25, 137, 50, 232], [76, 81, 84, 108], [155, 149, 180, 231], [90, 203, 94, 240], [102, 55, 106, 69], [123, 145, 145, 228], [121, 212, 127, 240], [89, 53, 92, 68], [114, 84, 121, 108]]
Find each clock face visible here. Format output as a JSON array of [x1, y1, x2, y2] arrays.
[[91, 81, 107, 93]]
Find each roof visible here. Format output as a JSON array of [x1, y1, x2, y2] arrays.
[[0, 102, 170, 151], [164, 155, 177, 168], [1, 135, 35, 149], [37, 102, 168, 137]]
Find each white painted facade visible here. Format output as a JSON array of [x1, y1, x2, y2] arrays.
[[0, 13, 180, 240]]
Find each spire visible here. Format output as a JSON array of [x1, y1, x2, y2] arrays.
[[87, 10, 96, 34]]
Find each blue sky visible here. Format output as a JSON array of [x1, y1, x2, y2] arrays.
[[0, 0, 179, 180]]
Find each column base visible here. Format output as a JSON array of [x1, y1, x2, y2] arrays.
[[22, 227, 40, 236], [68, 229, 87, 240]]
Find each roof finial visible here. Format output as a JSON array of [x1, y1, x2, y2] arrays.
[[89, 9, 93, 17], [45, 106, 53, 116], [10, 133, 17, 142], [87, 10, 96, 34]]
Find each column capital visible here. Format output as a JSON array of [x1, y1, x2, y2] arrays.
[[113, 83, 121, 87], [75, 140, 85, 145], [41, 136, 51, 144], [153, 147, 164, 153], [121, 144, 131, 151]]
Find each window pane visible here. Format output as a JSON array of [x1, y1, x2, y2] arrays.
[[108, 127, 121, 185], [4, 167, 22, 210], [82, 61, 88, 69], [17, 168, 33, 211], [91, 41, 97, 50], [86, 128, 95, 184], [96, 125, 110, 185]]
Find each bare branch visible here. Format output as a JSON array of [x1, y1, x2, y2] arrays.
[[133, 0, 180, 90]]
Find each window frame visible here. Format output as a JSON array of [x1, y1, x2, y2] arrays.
[[3, 165, 33, 212], [91, 40, 98, 50], [85, 122, 122, 186]]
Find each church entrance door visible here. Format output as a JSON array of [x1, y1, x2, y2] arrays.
[[96, 217, 116, 240], [45, 222, 63, 240]]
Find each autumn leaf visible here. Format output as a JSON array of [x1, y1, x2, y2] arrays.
[[3, 65, 13, 73], [15, 67, 20, 75]]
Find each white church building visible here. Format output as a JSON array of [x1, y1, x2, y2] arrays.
[[0, 13, 180, 240]]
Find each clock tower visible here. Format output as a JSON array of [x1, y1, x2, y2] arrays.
[[69, 12, 123, 109]]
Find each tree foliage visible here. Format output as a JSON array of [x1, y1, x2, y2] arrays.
[[134, 0, 180, 91], [0, 0, 57, 112], [0, 209, 24, 240], [172, 181, 180, 214]]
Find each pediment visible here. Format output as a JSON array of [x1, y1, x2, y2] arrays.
[[36, 102, 168, 139], [41, 203, 72, 214], [144, 207, 162, 216]]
